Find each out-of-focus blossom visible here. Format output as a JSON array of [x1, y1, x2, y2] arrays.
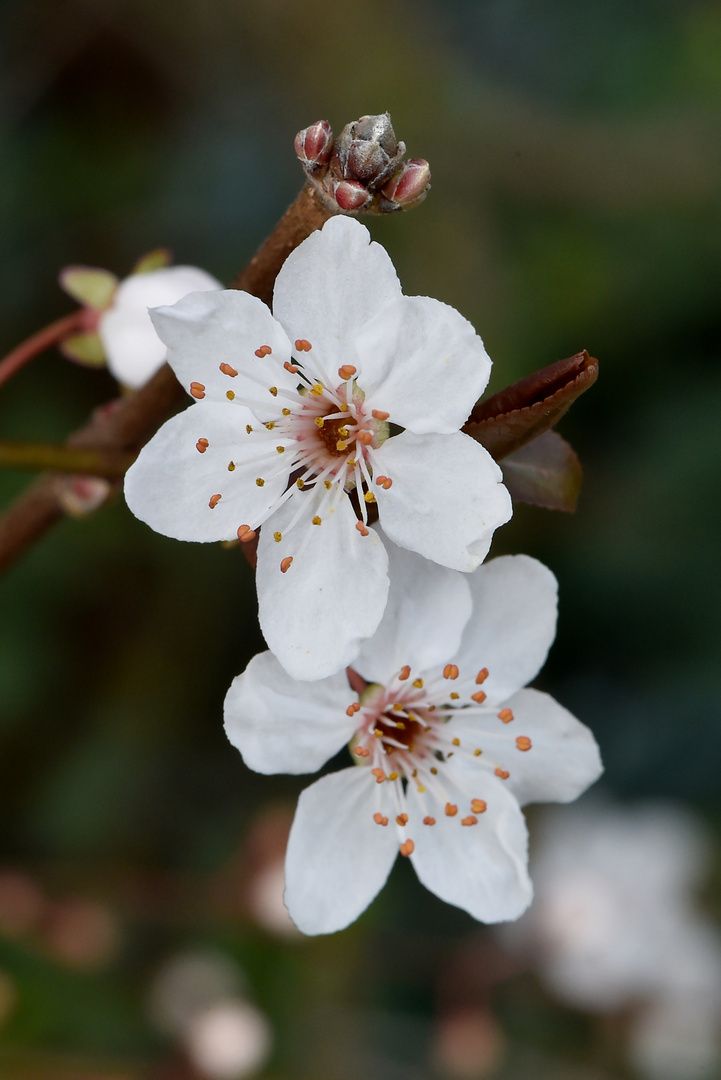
[[125, 215, 510, 679], [148, 950, 244, 1037], [0, 971, 17, 1026], [0, 870, 45, 935], [42, 897, 120, 970], [432, 1008, 505, 1079], [185, 1000, 272, 1079], [59, 256, 221, 388], [505, 800, 721, 1080], [225, 546, 602, 934]]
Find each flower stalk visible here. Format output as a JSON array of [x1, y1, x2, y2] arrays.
[[0, 440, 135, 477], [0, 310, 87, 389]]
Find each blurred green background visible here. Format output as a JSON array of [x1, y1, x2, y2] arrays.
[[1, 0, 720, 1077]]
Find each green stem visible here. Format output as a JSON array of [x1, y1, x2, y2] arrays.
[[0, 440, 135, 477], [0, 310, 87, 389]]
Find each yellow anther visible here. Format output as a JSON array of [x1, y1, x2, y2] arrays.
[[255, 478, 265, 487], [412, 678, 424, 689], [452, 738, 460, 746], [228, 462, 236, 471], [364, 491, 377, 503], [324, 480, 332, 489], [310, 383, 324, 396], [276, 446, 285, 454], [246, 424, 253, 434], [296, 478, 305, 489], [282, 408, 291, 416], [269, 386, 278, 396], [315, 416, 325, 428], [226, 390, 235, 400], [273, 531, 282, 543], [312, 516, 322, 525], [265, 421, 275, 430]]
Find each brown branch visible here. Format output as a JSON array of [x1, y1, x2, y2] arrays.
[[0, 310, 86, 388], [0, 183, 336, 575], [0, 440, 135, 476]]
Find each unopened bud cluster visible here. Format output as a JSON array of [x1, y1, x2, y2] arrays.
[[295, 113, 431, 215]]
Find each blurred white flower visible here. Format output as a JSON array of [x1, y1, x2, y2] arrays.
[[505, 800, 721, 1080], [59, 258, 221, 388], [185, 1000, 272, 1079], [124, 215, 511, 680], [225, 546, 602, 935]]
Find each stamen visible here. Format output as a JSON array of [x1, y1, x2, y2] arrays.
[[450, 692, 459, 700], [208, 494, 222, 509], [498, 709, 514, 724], [264, 422, 275, 430], [353, 745, 369, 757], [396, 813, 408, 826], [413, 678, 424, 689], [273, 532, 282, 543], [226, 390, 235, 400], [282, 408, 291, 416], [236, 525, 256, 542], [246, 424, 253, 434], [399, 839, 415, 857], [398, 665, 411, 681], [255, 478, 265, 487], [294, 339, 312, 352], [296, 478, 305, 489], [280, 556, 293, 573], [338, 365, 356, 380], [388, 772, 399, 781], [443, 664, 460, 680], [473, 748, 482, 757], [372, 409, 389, 420], [375, 475, 392, 489], [284, 362, 300, 373], [355, 521, 369, 536], [276, 446, 285, 454], [371, 768, 386, 784], [476, 668, 489, 684], [312, 516, 322, 525], [373, 813, 389, 826], [364, 491, 376, 503], [227, 462, 235, 472], [461, 816, 478, 827], [452, 738, 460, 746], [516, 736, 532, 751], [494, 767, 510, 780], [196, 438, 209, 453], [269, 387, 278, 397], [346, 702, 361, 716], [219, 363, 238, 377], [190, 382, 205, 399], [310, 384, 324, 396], [357, 431, 374, 445], [445, 803, 458, 817], [471, 799, 487, 814], [315, 417, 325, 428], [471, 691, 487, 703], [254, 345, 272, 357], [423, 816, 436, 826]]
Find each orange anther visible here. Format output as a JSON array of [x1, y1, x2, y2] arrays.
[[280, 556, 293, 574], [399, 839, 415, 857], [398, 665, 411, 681], [353, 745, 369, 757], [208, 494, 222, 509], [196, 438, 209, 453], [294, 339, 312, 352], [219, 362, 238, 377], [516, 736, 532, 752], [189, 381, 205, 399], [371, 768, 386, 784], [254, 345, 272, 357], [284, 361, 300, 373], [445, 803, 458, 817], [461, 815, 478, 827], [372, 409, 390, 420], [494, 767, 510, 780], [373, 813, 389, 826], [443, 664, 459, 680], [498, 708, 514, 724], [396, 813, 408, 826], [471, 799, 487, 814], [357, 430, 374, 445], [338, 364, 356, 380], [355, 521, 370, 537], [423, 816, 436, 826], [346, 701, 361, 716], [236, 525, 256, 542], [471, 690, 487, 704], [475, 668, 489, 684]]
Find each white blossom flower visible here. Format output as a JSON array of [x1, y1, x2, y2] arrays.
[[100, 265, 222, 387], [224, 546, 602, 934], [60, 261, 222, 388], [124, 217, 511, 680], [505, 801, 721, 1013]]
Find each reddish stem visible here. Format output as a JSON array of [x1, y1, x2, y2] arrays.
[[0, 309, 87, 389]]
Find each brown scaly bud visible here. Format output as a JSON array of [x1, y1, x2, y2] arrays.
[[382, 158, 431, 209], [334, 112, 405, 190], [294, 120, 333, 175], [297, 111, 428, 216]]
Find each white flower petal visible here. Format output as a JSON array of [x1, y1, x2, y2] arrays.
[[256, 494, 389, 680], [353, 534, 472, 685], [224, 651, 355, 775], [407, 772, 532, 923], [450, 689, 603, 807], [284, 767, 398, 935], [124, 403, 288, 541], [99, 266, 221, 389], [452, 555, 559, 703], [374, 431, 512, 571], [272, 217, 401, 363], [149, 290, 296, 406], [355, 296, 491, 434]]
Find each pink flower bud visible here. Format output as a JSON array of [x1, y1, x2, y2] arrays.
[[294, 120, 333, 172], [331, 179, 371, 212], [382, 159, 431, 206]]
